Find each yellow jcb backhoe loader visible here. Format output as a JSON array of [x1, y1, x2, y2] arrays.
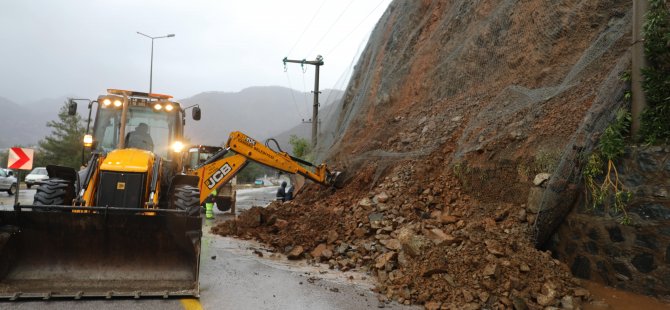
[[0, 89, 203, 299], [188, 131, 342, 206]]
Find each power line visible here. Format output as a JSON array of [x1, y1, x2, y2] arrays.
[[326, 0, 387, 55], [286, 0, 327, 57], [307, 0, 356, 57], [284, 72, 306, 119], [301, 67, 310, 109], [322, 35, 370, 122]]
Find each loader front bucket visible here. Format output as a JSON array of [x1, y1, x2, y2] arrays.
[[0, 207, 201, 300]]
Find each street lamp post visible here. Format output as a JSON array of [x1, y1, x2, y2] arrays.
[[136, 32, 175, 94]]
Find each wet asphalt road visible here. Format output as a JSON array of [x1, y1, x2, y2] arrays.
[[0, 186, 415, 310]]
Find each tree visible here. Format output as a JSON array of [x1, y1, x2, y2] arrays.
[[0, 151, 7, 168], [36, 101, 87, 169], [289, 135, 312, 160]]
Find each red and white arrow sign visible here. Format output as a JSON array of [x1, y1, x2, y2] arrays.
[[8, 147, 34, 170]]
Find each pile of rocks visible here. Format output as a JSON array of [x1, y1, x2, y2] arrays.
[[212, 158, 586, 309]]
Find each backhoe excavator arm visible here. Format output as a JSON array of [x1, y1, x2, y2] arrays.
[[226, 131, 339, 185], [191, 131, 340, 205]]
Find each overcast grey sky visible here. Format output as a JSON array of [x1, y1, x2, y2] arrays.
[[0, 0, 391, 103]]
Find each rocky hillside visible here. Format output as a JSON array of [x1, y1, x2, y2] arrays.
[[215, 0, 639, 308], [326, 0, 632, 244]]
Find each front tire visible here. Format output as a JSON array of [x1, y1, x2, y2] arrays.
[[26, 184, 32, 189], [171, 184, 201, 216], [33, 178, 75, 208], [7, 183, 16, 196]]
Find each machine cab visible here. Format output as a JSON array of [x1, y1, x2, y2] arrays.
[[87, 89, 189, 161]]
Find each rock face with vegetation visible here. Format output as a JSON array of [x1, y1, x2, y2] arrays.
[[549, 145, 670, 297], [216, 0, 670, 307], [324, 0, 633, 246]]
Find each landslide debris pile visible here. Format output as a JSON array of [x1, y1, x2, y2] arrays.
[[214, 0, 634, 308], [213, 157, 586, 309]]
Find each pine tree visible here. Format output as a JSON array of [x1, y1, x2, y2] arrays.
[[37, 101, 87, 169]]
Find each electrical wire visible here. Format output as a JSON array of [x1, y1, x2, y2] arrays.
[[284, 73, 306, 119], [301, 67, 310, 111], [307, 0, 356, 57], [322, 35, 370, 123], [326, 0, 387, 56], [287, 0, 327, 57]]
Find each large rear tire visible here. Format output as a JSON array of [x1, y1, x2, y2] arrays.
[[33, 178, 75, 208], [214, 196, 234, 212], [171, 184, 201, 216]]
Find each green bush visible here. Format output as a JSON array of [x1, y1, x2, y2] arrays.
[[289, 135, 312, 161], [583, 108, 633, 224], [640, 0, 670, 143], [600, 109, 631, 160]]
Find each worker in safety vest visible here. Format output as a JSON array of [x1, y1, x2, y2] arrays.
[[205, 189, 216, 219]]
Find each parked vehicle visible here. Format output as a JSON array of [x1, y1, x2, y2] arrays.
[[0, 168, 17, 195], [25, 167, 48, 188]]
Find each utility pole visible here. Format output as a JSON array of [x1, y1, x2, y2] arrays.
[[631, 0, 648, 139], [283, 55, 324, 148]]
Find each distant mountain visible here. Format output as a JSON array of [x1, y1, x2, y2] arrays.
[[0, 96, 68, 148], [181, 86, 343, 146], [0, 87, 343, 150]]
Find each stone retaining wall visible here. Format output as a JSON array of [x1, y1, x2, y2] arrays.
[[547, 146, 670, 297]]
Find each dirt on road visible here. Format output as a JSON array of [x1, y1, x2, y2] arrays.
[[213, 162, 584, 309]]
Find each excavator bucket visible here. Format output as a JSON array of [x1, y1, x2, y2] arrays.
[[0, 208, 201, 300], [290, 174, 306, 196]]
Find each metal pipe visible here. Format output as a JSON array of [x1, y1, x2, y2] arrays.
[[13, 170, 20, 207]]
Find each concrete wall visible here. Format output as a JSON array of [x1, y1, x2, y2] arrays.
[[548, 146, 670, 297]]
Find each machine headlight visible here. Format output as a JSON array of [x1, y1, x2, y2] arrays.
[[113, 99, 122, 107], [164, 104, 174, 112], [153, 103, 163, 111], [83, 134, 93, 147], [102, 98, 112, 107], [171, 141, 184, 152]]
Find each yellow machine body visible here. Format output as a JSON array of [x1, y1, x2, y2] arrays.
[[0, 89, 202, 299]]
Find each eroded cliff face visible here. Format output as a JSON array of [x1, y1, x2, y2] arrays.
[[326, 0, 632, 244], [331, 0, 628, 180]]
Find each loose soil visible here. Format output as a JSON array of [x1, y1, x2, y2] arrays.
[[213, 157, 585, 309]]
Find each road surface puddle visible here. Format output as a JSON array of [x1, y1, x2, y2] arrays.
[[583, 281, 669, 310]]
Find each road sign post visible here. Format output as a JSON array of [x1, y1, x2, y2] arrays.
[[7, 147, 34, 207], [13, 170, 21, 207]]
